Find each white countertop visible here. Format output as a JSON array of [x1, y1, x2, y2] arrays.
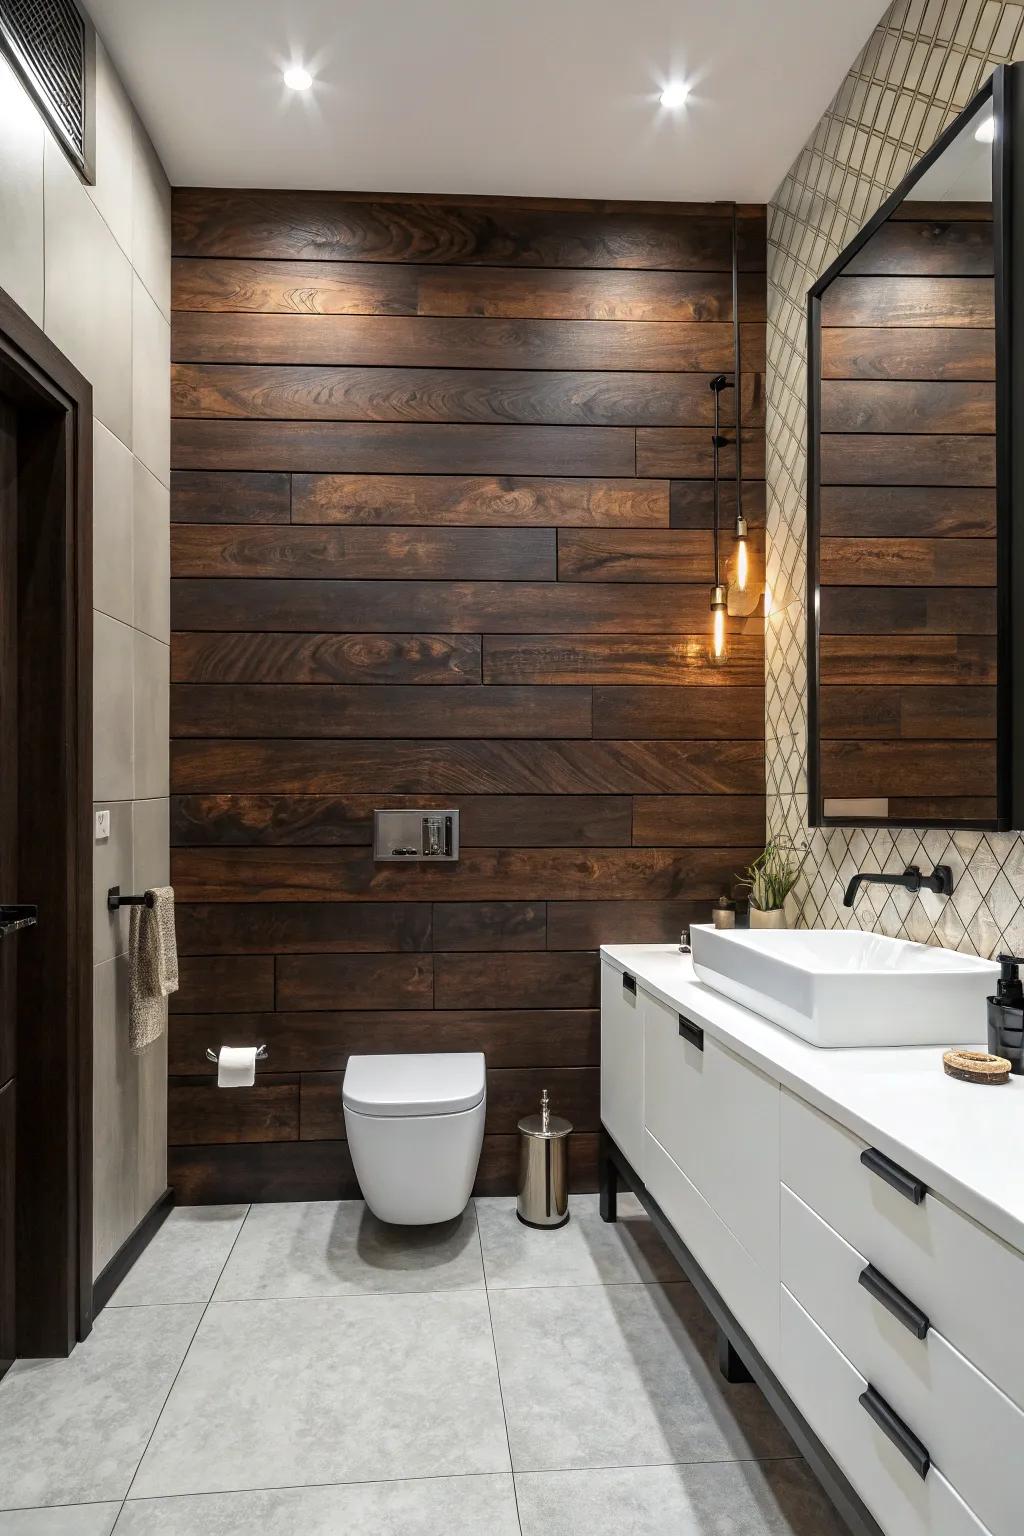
[[602, 943, 1024, 1257]]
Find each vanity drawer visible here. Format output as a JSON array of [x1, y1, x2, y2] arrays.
[[645, 1128, 779, 1369], [600, 959, 644, 1175], [782, 1186, 1022, 1536], [781, 1289, 992, 1536], [781, 1089, 1024, 1412], [644, 993, 779, 1275]]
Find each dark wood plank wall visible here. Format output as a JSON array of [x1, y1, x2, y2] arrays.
[[818, 201, 996, 822], [169, 189, 767, 1203]]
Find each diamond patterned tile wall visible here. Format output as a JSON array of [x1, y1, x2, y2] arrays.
[[766, 0, 1024, 957]]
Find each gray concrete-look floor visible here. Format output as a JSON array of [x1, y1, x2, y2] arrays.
[[0, 1195, 849, 1535]]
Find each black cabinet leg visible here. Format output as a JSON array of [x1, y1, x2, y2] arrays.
[[599, 1141, 618, 1223], [717, 1327, 753, 1384]]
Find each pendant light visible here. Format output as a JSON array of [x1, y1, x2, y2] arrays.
[[709, 373, 731, 662], [707, 205, 747, 662]]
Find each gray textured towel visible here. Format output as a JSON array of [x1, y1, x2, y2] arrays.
[[129, 886, 178, 1052]]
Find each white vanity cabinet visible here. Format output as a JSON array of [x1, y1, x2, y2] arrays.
[[599, 947, 1023, 1536]]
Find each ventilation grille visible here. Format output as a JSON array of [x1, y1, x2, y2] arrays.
[[0, 0, 90, 174]]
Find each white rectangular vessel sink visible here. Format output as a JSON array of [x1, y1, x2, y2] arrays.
[[689, 924, 999, 1047]]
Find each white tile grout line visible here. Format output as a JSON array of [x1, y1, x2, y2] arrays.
[[477, 1205, 524, 1536], [108, 1202, 255, 1532]]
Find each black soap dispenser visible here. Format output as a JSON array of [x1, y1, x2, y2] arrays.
[[987, 954, 1024, 1074]]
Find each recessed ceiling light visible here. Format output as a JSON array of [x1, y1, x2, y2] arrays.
[[283, 65, 313, 91], [660, 81, 690, 109], [975, 114, 995, 142]]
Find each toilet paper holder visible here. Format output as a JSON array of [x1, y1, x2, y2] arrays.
[[205, 1045, 269, 1064]]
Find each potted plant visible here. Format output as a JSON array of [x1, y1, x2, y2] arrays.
[[737, 837, 804, 929]]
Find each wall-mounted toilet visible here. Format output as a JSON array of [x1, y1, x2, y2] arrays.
[[343, 1052, 486, 1224]]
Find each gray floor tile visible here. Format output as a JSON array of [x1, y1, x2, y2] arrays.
[[213, 1199, 483, 1300], [110, 1207, 248, 1307], [130, 1291, 510, 1498], [477, 1194, 685, 1289], [515, 1460, 849, 1535], [0, 1509, 120, 1536], [490, 1282, 794, 1472], [0, 1305, 203, 1510], [116, 1474, 520, 1534]]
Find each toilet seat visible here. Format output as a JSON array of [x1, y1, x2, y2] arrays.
[[343, 1052, 485, 1117], [342, 1053, 487, 1225]]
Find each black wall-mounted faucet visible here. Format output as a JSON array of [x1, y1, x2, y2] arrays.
[[843, 864, 953, 909]]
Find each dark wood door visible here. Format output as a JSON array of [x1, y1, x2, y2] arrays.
[[0, 397, 16, 1373]]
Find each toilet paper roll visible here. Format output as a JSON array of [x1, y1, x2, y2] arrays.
[[218, 1045, 257, 1088]]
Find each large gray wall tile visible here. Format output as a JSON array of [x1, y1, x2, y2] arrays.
[[93, 801, 132, 964], [93, 613, 134, 802], [0, 54, 44, 325], [132, 460, 170, 642], [86, 38, 133, 258], [131, 277, 170, 487], [93, 422, 134, 626], [132, 631, 169, 799]]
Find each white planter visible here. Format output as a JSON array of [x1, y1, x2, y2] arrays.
[[749, 906, 787, 930]]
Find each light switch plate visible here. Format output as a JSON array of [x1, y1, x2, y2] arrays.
[[95, 809, 110, 841]]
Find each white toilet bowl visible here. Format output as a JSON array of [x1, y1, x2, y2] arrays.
[[343, 1052, 485, 1224]]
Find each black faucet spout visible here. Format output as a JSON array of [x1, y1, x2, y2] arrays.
[[843, 864, 952, 909]]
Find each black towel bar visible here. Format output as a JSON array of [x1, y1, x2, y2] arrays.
[[107, 886, 155, 911]]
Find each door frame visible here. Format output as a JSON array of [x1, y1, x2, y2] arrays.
[[0, 283, 93, 1358]]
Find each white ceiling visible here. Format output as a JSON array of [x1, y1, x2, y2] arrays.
[[86, 0, 885, 201]]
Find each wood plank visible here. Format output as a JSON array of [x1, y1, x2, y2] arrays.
[[669, 479, 766, 528], [820, 326, 994, 381], [172, 420, 636, 477], [820, 739, 996, 796], [592, 686, 764, 739], [819, 276, 994, 327], [819, 685, 996, 739], [885, 796, 997, 820], [169, 1140, 359, 1202], [171, 956, 275, 1014], [888, 201, 992, 220], [172, 632, 482, 685], [483, 632, 764, 685], [170, 471, 290, 523], [435, 952, 599, 1010], [175, 902, 433, 955], [819, 634, 996, 685], [172, 363, 757, 429], [170, 845, 763, 903], [291, 473, 670, 527], [171, 1134, 599, 1200], [171, 191, 738, 268], [558, 528, 764, 583], [818, 586, 996, 634], [819, 537, 995, 587], [171, 579, 718, 634], [298, 1066, 600, 1140], [172, 256, 763, 321], [171, 524, 556, 580], [819, 380, 994, 434], [820, 434, 995, 487], [169, 1079, 299, 1145], [432, 903, 547, 951], [276, 954, 434, 1010], [631, 795, 766, 846], [171, 684, 593, 739], [171, 794, 633, 848], [819, 486, 996, 538], [172, 311, 740, 371], [844, 218, 993, 276], [169, 1009, 601, 1074], [636, 427, 765, 479], [171, 739, 766, 795], [546, 899, 710, 949]]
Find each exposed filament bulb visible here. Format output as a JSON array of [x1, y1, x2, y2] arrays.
[[734, 513, 749, 592], [712, 604, 727, 660]]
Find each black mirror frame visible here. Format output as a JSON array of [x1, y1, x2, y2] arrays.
[[806, 66, 1018, 832]]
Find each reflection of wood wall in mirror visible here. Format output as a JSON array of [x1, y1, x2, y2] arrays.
[[817, 201, 997, 823]]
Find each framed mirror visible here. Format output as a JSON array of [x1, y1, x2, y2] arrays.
[[807, 66, 1021, 831]]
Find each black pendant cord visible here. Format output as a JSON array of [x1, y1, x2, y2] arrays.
[[712, 384, 722, 589], [731, 202, 743, 520]]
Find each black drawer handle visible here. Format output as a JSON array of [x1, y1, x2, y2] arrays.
[[858, 1264, 930, 1340], [859, 1385, 930, 1480], [678, 1013, 704, 1051], [860, 1147, 927, 1205], [622, 972, 637, 996]]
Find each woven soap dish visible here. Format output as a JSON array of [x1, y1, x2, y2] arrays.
[[942, 1049, 1012, 1085]]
